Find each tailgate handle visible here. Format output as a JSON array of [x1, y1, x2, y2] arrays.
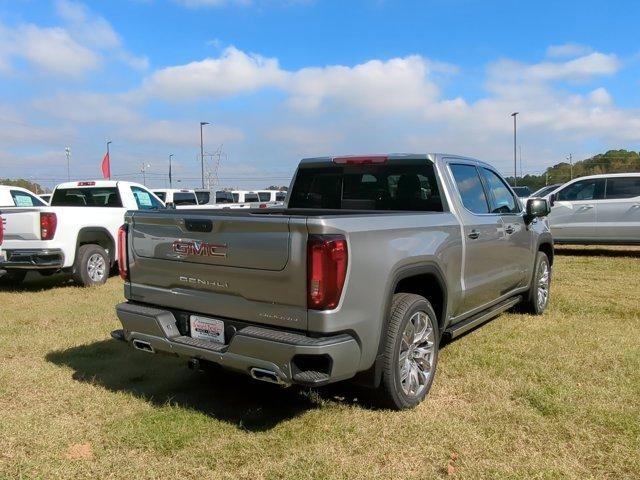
[[184, 218, 213, 233]]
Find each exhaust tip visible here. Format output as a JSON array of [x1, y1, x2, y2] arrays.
[[250, 367, 286, 385], [132, 339, 155, 353]]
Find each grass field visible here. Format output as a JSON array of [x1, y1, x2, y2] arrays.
[[1, 246, 639, 479]]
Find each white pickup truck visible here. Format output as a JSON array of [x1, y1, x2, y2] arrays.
[[0, 180, 164, 286]]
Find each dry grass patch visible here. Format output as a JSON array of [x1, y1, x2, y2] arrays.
[[0, 246, 638, 479]]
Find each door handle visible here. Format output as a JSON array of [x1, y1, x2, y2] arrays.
[[504, 225, 515, 235], [578, 205, 594, 211], [468, 230, 480, 240]]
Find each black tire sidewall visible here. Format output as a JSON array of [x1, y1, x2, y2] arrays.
[[73, 245, 109, 286], [527, 251, 550, 314], [383, 294, 439, 409]]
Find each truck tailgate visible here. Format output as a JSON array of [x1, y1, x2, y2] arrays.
[[127, 210, 309, 330], [1, 208, 43, 241]]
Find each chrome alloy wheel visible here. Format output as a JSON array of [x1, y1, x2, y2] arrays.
[[87, 253, 106, 282], [398, 311, 436, 397], [537, 260, 550, 310]]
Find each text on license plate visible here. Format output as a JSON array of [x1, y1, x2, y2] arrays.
[[190, 315, 225, 344]]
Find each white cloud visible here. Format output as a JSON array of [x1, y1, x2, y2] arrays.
[[546, 43, 592, 58], [0, 23, 101, 77], [143, 46, 286, 100], [287, 56, 452, 113], [488, 52, 620, 85]]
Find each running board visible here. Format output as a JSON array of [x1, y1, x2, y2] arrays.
[[444, 296, 522, 339]]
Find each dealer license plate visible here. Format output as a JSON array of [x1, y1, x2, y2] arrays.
[[190, 315, 225, 344]]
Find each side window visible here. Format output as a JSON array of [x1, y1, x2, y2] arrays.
[[232, 193, 239, 202], [450, 164, 489, 214], [605, 177, 640, 199], [480, 168, 519, 214], [556, 179, 605, 201], [131, 187, 164, 209], [11, 190, 45, 207]]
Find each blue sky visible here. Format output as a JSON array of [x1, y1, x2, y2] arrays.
[[1, 0, 640, 190]]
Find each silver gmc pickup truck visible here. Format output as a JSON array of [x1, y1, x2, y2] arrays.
[[113, 154, 553, 409]]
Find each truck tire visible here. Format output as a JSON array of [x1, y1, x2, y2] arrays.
[[72, 244, 109, 287], [0, 270, 27, 286], [379, 293, 439, 410], [519, 251, 551, 315]]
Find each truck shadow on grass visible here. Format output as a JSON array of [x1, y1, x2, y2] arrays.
[[554, 247, 640, 258], [46, 338, 325, 432], [0, 272, 76, 292]]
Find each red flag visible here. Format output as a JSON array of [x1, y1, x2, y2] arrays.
[[101, 152, 110, 179]]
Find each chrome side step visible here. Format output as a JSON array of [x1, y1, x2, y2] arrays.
[[444, 296, 522, 339]]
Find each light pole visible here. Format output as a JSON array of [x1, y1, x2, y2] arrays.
[[65, 146, 71, 181], [141, 163, 151, 186], [200, 121, 210, 189], [510, 112, 519, 186], [566, 154, 573, 180], [169, 154, 174, 188]]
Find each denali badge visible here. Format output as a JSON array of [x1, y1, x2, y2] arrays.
[[179, 276, 229, 289], [172, 240, 227, 258]]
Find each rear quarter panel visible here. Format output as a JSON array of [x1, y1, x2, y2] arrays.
[[306, 212, 462, 370]]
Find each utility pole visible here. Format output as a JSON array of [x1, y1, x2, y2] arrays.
[[566, 154, 573, 180], [169, 154, 174, 188], [65, 146, 71, 181], [200, 121, 210, 189], [519, 145, 522, 179], [141, 163, 151, 186], [510, 112, 519, 186]]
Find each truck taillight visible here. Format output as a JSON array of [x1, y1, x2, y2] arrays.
[[307, 235, 348, 310], [40, 212, 57, 240], [117, 224, 128, 281]]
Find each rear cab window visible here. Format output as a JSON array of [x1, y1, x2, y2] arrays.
[[288, 162, 443, 211], [51, 187, 123, 207], [195, 191, 210, 204], [449, 164, 489, 214], [244, 193, 260, 203], [10, 190, 46, 207], [605, 177, 640, 199], [258, 192, 271, 202], [153, 191, 167, 202], [172, 192, 198, 206]]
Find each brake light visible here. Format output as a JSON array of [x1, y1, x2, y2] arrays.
[[307, 235, 348, 310], [118, 224, 128, 280], [259, 203, 268, 209], [332, 155, 387, 165], [40, 212, 57, 240], [77, 181, 96, 186], [0, 215, 4, 245]]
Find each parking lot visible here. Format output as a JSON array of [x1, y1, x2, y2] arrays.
[[0, 245, 638, 479]]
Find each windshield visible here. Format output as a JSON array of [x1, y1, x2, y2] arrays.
[[51, 187, 122, 207], [531, 185, 559, 197], [288, 163, 443, 211], [131, 186, 164, 210]]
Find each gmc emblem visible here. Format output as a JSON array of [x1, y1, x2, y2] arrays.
[[171, 240, 228, 258]]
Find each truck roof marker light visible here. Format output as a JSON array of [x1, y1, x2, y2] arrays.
[[332, 155, 388, 165]]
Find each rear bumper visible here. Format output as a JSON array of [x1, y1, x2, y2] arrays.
[[0, 248, 64, 270], [114, 302, 361, 387]]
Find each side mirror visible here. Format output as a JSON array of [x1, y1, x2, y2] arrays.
[[548, 193, 556, 207], [525, 198, 550, 224]]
